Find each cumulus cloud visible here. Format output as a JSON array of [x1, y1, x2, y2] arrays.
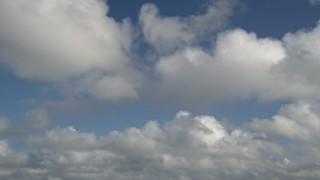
[[249, 101, 320, 179], [0, 109, 320, 179], [280, 23, 320, 94], [0, 0, 140, 102], [149, 22, 320, 106], [0, 0, 128, 80], [152, 29, 285, 105], [251, 102, 320, 142], [0, 0, 131, 80]]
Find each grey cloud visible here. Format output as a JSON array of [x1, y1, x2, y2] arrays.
[[309, 0, 320, 5], [0, 108, 52, 136], [0, 141, 46, 180]]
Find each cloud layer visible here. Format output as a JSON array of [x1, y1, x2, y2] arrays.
[[1, 106, 320, 179]]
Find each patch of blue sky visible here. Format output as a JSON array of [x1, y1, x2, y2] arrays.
[[108, 0, 209, 22], [0, 66, 42, 122], [230, 0, 320, 38]]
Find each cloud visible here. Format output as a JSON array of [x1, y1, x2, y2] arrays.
[[149, 22, 320, 106], [0, 108, 52, 136], [0, 140, 11, 157], [2, 0, 320, 179], [0, 0, 140, 102], [91, 75, 139, 103], [280, 23, 320, 94], [139, 0, 237, 54], [0, 141, 45, 180], [1, 0, 320, 106], [309, 0, 320, 5], [152, 29, 287, 105], [0, 0, 130, 80], [0, 117, 10, 133], [251, 102, 320, 142], [248, 101, 320, 179], [2, 109, 320, 179]]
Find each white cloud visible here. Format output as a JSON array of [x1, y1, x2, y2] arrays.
[[280, 24, 320, 95], [152, 29, 289, 105], [0, 0, 130, 81], [248, 101, 320, 179], [0, 0, 140, 102], [251, 102, 320, 142], [149, 22, 320, 106]]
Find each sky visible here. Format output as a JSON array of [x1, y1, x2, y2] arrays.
[[1, 0, 320, 179]]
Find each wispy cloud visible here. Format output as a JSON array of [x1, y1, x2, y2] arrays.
[[0, 108, 52, 136], [139, 0, 237, 54], [309, 0, 320, 5]]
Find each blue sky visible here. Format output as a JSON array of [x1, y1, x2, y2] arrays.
[[1, 0, 320, 179]]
